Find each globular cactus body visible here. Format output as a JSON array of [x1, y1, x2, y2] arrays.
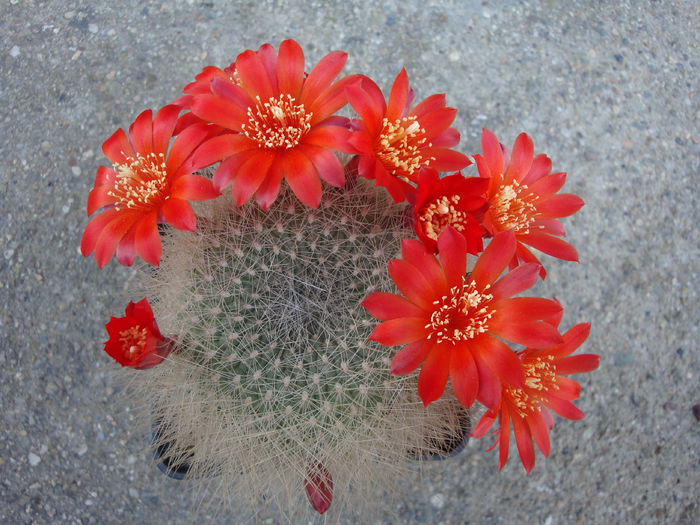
[[138, 178, 467, 518]]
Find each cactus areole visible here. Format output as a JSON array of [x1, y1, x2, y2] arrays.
[[86, 40, 597, 519]]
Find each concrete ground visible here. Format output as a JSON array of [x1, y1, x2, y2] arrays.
[[1, 0, 698, 523]]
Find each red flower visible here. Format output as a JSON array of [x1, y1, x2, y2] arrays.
[[475, 129, 585, 276], [103, 298, 173, 369], [413, 169, 488, 255], [188, 39, 359, 209], [81, 105, 220, 268], [362, 228, 563, 409], [471, 322, 599, 473], [345, 69, 470, 203]]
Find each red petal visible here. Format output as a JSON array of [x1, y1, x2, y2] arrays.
[[473, 335, 524, 388], [210, 77, 256, 108], [235, 49, 274, 101], [522, 153, 552, 185], [469, 338, 502, 409], [491, 297, 564, 325], [116, 224, 137, 267], [283, 150, 321, 208], [166, 123, 218, 175], [527, 172, 566, 199], [518, 231, 579, 262], [481, 129, 504, 181], [430, 127, 460, 148], [254, 157, 284, 210], [417, 345, 450, 406], [102, 128, 134, 165], [304, 125, 353, 152], [87, 185, 115, 216], [386, 68, 409, 121], [471, 230, 517, 289], [128, 109, 153, 155], [390, 339, 433, 375], [191, 134, 255, 170], [548, 323, 592, 358], [425, 148, 470, 172], [81, 209, 119, 257], [346, 83, 383, 137], [543, 395, 585, 420], [94, 212, 138, 268], [368, 318, 428, 346], [233, 152, 274, 206], [152, 105, 181, 154], [497, 408, 511, 469], [411, 94, 446, 119], [419, 107, 457, 138], [471, 410, 496, 439], [489, 263, 541, 300], [554, 376, 582, 400], [492, 320, 563, 348], [400, 239, 447, 291], [308, 74, 361, 121], [301, 144, 344, 187], [528, 410, 551, 457], [305, 464, 333, 515], [436, 227, 467, 287], [450, 343, 479, 408], [213, 150, 257, 192], [191, 94, 246, 130], [301, 50, 347, 105], [504, 133, 534, 185], [277, 39, 305, 97], [530, 219, 566, 237], [388, 259, 435, 309], [170, 174, 219, 201], [511, 412, 535, 473], [94, 165, 117, 186], [161, 198, 196, 231], [555, 354, 600, 375], [362, 292, 424, 321], [537, 194, 585, 219], [134, 212, 161, 266]]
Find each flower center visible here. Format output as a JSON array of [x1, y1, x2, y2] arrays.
[[491, 181, 538, 233], [506, 356, 559, 417], [242, 94, 313, 149], [419, 195, 467, 241], [377, 116, 432, 180], [119, 325, 149, 360], [109, 153, 169, 211], [426, 277, 494, 344]]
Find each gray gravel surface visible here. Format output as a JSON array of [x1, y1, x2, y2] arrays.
[[1, 0, 698, 523]]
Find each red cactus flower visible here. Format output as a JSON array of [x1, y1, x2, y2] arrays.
[[81, 105, 220, 268], [103, 298, 173, 369], [475, 129, 585, 276], [413, 168, 488, 255], [471, 322, 599, 473], [345, 68, 470, 203], [362, 228, 563, 409], [188, 39, 359, 209]]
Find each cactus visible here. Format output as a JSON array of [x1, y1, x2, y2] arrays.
[[135, 177, 468, 519]]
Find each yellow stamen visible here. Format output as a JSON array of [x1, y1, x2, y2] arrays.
[[419, 195, 467, 241], [108, 152, 169, 211], [119, 325, 149, 359], [377, 116, 433, 179], [426, 278, 494, 344], [506, 356, 559, 417], [242, 94, 313, 149], [491, 180, 538, 233]]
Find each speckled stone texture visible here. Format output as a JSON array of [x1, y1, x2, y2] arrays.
[[1, 0, 698, 523]]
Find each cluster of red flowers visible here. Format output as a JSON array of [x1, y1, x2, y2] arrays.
[[83, 40, 598, 510]]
